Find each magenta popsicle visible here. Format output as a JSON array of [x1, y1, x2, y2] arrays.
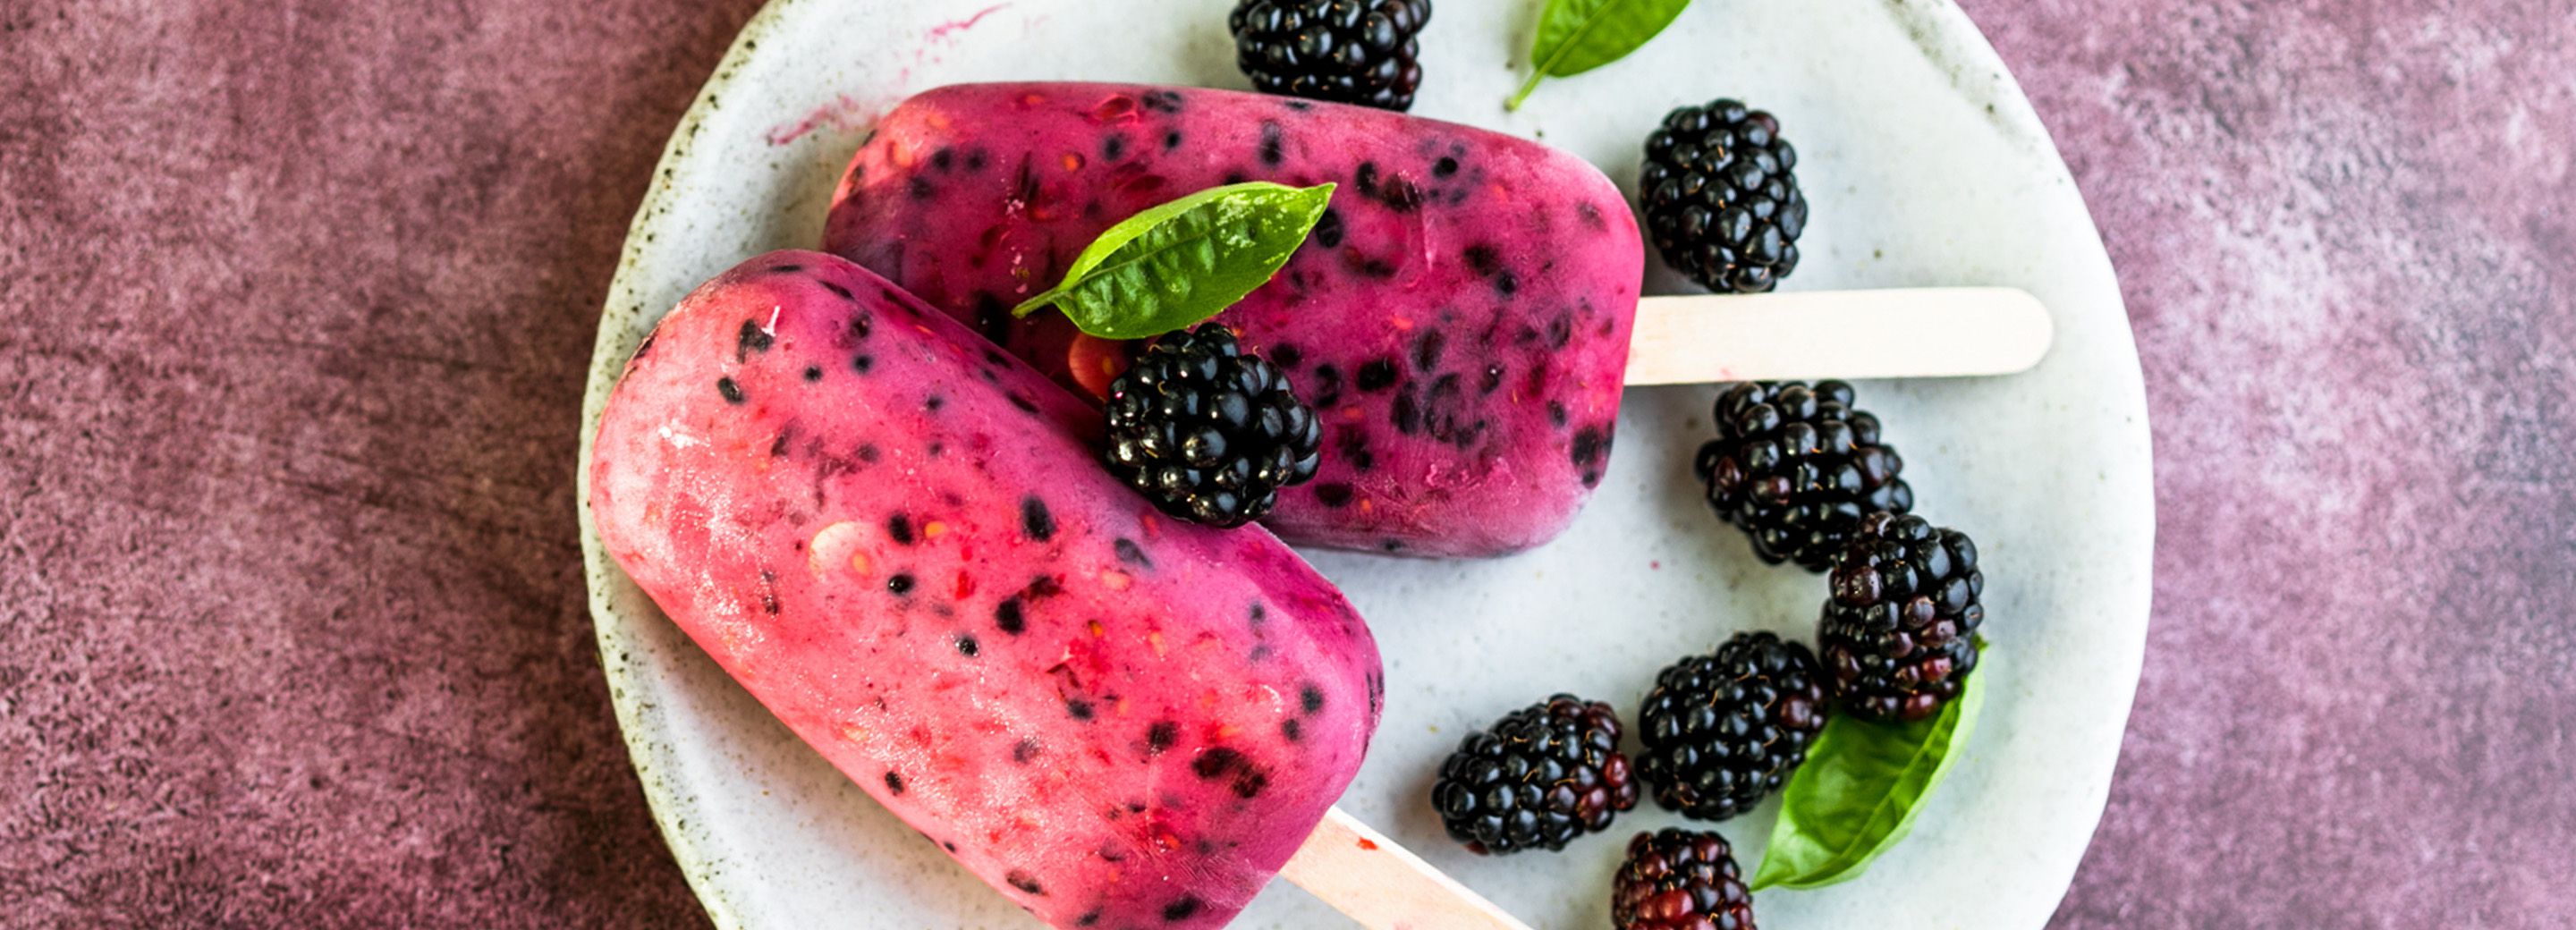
[[824, 82, 1645, 557], [588, 251, 1382, 929]]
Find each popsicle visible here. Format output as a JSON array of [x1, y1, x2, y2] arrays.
[[824, 82, 1645, 558], [587, 250, 1385, 929]]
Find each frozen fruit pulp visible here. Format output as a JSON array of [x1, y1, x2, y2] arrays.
[[589, 251, 1383, 929], [824, 82, 1645, 556]]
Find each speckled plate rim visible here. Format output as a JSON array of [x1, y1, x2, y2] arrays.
[[575, 8, 811, 927], [575, 1, 2157, 926]]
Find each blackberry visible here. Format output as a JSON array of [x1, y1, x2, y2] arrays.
[[1693, 380, 1911, 571], [1635, 632, 1827, 822], [1819, 512, 1985, 722], [1230, 0, 1432, 112], [1105, 325, 1322, 527], [1613, 828, 1757, 930], [1640, 98, 1806, 293], [1430, 694, 1639, 854]]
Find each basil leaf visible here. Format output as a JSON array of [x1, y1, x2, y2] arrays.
[[1507, 0, 1694, 110], [1750, 646, 1990, 891], [1010, 182, 1335, 340]]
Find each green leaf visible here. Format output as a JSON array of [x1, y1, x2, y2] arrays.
[[1507, 0, 1693, 110], [1010, 182, 1335, 340], [1750, 646, 1990, 891]]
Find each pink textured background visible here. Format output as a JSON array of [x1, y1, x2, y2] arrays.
[[2, 0, 2570, 926]]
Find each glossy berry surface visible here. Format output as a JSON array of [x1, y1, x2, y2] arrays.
[[1819, 512, 1986, 722], [1694, 380, 1912, 571], [1635, 632, 1828, 822], [1430, 694, 1640, 854], [1613, 828, 1757, 930], [1106, 325, 1322, 527], [1640, 98, 1806, 293], [1229, 0, 1433, 111]]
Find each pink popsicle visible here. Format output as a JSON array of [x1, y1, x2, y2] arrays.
[[824, 82, 1645, 557], [588, 251, 1383, 929]]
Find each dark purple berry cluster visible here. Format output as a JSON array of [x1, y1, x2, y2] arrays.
[[1229, 0, 1432, 111]]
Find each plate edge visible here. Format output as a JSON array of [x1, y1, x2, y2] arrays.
[[575, 1, 812, 927]]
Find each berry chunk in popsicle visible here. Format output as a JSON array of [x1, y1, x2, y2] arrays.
[[587, 251, 1383, 929], [824, 82, 1645, 558]]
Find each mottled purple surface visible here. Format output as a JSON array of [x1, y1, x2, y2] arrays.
[[1979, 0, 2576, 924], [1, 0, 2570, 926], [0, 1, 761, 925]]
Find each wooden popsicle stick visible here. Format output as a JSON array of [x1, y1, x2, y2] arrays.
[[1282, 807, 1533, 930], [1624, 286, 2055, 385]]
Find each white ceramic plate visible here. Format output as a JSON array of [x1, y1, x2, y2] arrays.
[[577, 0, 2154, 926]]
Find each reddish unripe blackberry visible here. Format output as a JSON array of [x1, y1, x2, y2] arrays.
[[1613, 828, 1757, 930], [1818, 512, 1985, 722]]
